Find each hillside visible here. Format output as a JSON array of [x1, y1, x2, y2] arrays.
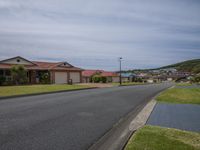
[[159, 59, 200, 73]]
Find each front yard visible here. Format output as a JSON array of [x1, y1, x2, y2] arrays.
[[0, 84, 91, 97], [125, 125, 200, 150]]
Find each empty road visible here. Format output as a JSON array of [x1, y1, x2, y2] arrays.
[[0, 83, 172, 150]]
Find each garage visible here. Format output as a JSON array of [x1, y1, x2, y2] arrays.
[[69, 72, 80, 83], [55, 72, 68, 84]]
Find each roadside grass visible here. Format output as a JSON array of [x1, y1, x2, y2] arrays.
[[125, 125, 200, 150], [156, 87, 200, 104], [112, 82, 145, 86], [176, 82, 192, 86], [0, 84, 91, 97]]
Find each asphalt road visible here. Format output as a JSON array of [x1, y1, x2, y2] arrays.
[[0, 83, 172, 150]]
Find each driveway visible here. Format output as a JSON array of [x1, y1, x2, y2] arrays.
[[0, 83, 172, 150]]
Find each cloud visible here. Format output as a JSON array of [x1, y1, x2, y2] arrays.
[[0, 0, 200, 70]]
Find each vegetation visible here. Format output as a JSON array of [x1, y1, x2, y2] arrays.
[[159, 59, 200, 73], [123, 59, 200, 74], [0, 76, 6, 85], [92, 74, 103, 83], [11, 65, 28, 85], [39, 72, 50, 84], [176, 82, 192, 86], [156, 87, 200, 104], [125, 125, 200, 150], [0, 84, 90, 97], [190, 75, 200, 84], [91, 74, 107, 83]]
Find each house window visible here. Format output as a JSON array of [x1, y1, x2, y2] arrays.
[[5, 70, 11, 76], [17, 59, 20, 62]]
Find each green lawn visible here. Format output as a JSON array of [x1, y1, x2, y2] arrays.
[[156, 87, 200, 104], [176, 82, 192, 86], [125, 125, 200, 150], [0, 84, 90, 97]]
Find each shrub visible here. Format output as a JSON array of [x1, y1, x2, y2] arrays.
[[0, 76, 6, 85], [11, 65, 28, 85], [101, 77, 107, 83], [40, 72, 50, 84], [92, 74, 102, 83]]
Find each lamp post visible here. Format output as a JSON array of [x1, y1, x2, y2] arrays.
[[119, 57, 122, 85]]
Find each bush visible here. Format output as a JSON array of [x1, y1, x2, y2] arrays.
[[40, 72, 50, 84], [11, 65, 28, 85], [0, 76, 6, 85], [101, 77, 107, 83], [92, 74, 102, 83]]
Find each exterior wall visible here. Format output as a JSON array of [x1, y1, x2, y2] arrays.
[[50, 71, 55, 84], [82, 77, 90, 83], [112, 77, 120, 82], [106, 77, 112, 82], [1, 58, 33, 65], [30, 70, 36, 84], [69, 72, 81, 83], [147, 79, 154, 83], [122, 77, 129, 82]]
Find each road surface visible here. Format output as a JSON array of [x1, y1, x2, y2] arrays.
[[0, 83, 172, 150]]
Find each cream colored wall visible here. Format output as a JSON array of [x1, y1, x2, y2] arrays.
[[2, 58, 33, 65], [112, 77, 120, 82]]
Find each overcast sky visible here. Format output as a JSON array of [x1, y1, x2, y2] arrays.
[[0, 0, 200, 70]]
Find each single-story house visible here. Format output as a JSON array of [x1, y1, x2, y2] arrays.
[[0, 56, 83, 84], [82, 70, 119, 83], [120, 73, 138, 82]]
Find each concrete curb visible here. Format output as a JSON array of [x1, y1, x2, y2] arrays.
[[0, 87, 98, 100], [88, 99, 157, 150]]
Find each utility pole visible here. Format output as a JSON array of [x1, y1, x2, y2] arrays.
[[119, 57, 122, 85]]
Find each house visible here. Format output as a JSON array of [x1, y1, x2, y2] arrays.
[[120, 73, 137, 82], [82, 70, 119, 83], [0, 56, 83, 84]]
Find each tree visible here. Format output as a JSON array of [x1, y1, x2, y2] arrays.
[[11, 65, 28, 85]]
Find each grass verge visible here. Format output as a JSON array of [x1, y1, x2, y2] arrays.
[[125, 125, 200, 150], [156, 87, 200, 104], [176, 82, 192, 86], [0, 84, 91, 97]]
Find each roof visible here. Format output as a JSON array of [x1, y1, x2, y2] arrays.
[[101, 71, 118, 77], [82, 70, 119, 77], [121, 73, 137, 78], [0, 56, 83, 71]]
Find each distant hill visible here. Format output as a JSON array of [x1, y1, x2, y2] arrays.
[[158, 59, 200, 73]]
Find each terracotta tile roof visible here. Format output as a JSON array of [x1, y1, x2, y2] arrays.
[[0, 60, 83, 71], [101, 72, 118, 77], [82, 70, 103, 77], [82, 70, 119, 77]]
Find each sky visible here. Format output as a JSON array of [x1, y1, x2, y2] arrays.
[[0, 0, 200, 70]]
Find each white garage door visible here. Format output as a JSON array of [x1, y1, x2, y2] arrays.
[[70, 72, 80, 83], [55, 72, 68, 84]]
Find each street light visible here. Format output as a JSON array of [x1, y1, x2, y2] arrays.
[[119, 57, 122, 85]]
